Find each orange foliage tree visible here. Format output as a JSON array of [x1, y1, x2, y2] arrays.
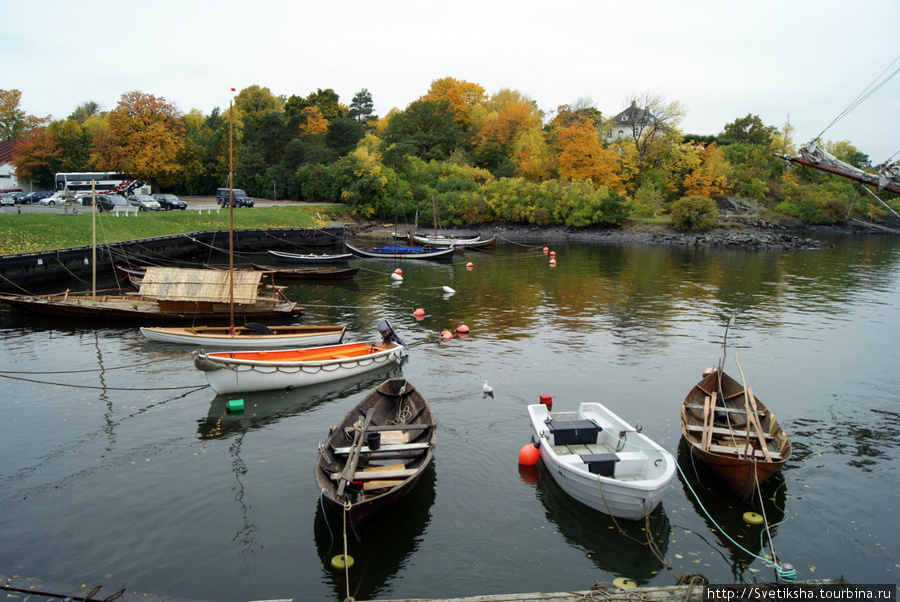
[[555, 115, 623, 192]]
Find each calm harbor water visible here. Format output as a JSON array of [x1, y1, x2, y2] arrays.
[[1, 234, 898, 601]]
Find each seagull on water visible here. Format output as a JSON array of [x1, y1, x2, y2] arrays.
[[482, 379, 494, 397]]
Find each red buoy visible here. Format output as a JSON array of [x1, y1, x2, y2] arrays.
[[543, 247, 549, 254], [456, 323, 469, 334], [466, 262, 474, 270], [394, 268, 403, 275], [440, 330, 453, 339], [413, 308, 425, 317], [539, 394, 553, 411], [549, 251, 556, 258], [519, 443, 540, 466]]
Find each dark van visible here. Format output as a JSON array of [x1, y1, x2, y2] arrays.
[[216, 188, 254, 207]]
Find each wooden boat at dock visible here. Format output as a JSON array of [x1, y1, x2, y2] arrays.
[[140, 323, 346, 348], [314, 378, 436, 541], [680, 367, 791, 499], [527, 399, 675, 520], [0, 267, 301, 321]]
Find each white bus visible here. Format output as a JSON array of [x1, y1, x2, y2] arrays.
[[54, 172, 150, 196]]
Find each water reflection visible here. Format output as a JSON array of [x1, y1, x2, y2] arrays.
[[534, 462, 671, 584], [314, 463, 435, 601], [677, 439, 787, 582], [197, 364, 405, 440]]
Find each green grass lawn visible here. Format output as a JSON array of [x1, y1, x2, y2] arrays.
[[0, 205, 350, 255]]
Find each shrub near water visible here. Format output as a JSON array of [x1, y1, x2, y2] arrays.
[[670, 196, 719, 231], [0, 206, 344, 255]]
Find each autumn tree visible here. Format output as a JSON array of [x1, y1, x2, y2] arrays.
[[554, 111, 623, 192], [286, 88, 344, 122], [0, 89, 50, 141], [681, 142, 729, 198], [10, 127, 62, 188], [421, 77, 487, 131], [471, 89, 543, 177], [91, 91, 186, 187]]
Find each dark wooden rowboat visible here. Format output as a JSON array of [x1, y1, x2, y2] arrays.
[[680, 368, 791, 499], [314, 378, 436, 541], [250, 264, 360, 280]]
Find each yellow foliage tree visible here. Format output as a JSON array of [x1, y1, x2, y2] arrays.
[[297, 106, 329, 138], [422, 77, 487, 128], [556, 117, 623, 192], [90, 91, 185, 186], [682, 142, 729, 198]]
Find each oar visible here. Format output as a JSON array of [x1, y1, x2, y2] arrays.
[[336, 407, 374, 497]]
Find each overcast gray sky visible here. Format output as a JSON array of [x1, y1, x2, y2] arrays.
[[7, 0, 899, 163]]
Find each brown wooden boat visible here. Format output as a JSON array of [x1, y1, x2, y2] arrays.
[[680, 367, 791, 499], [250, 264, 360, 280], [314, 378, 435, 541]]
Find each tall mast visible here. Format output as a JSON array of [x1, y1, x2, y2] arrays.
[[228, 96, 235, 328], [91, 179, 96, 298]]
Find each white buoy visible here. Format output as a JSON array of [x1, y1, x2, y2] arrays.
[[442, 286, 455, 293], [391, 273, 403, 281]]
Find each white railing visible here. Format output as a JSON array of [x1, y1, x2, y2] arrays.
[[194, 204, 221, 214], [113, 206, 140, 217]]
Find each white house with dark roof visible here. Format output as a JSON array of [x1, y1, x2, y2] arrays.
[[604, 102, 657, 144]]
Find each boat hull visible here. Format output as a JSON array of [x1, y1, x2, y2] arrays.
[[680, 368, 791, 499], [140, 325, 346, 348], [267, 250, 353, 264], [528, 402, 675, 520], [410, 234, 496, 249], [344, 241, 457, 260], [314, 378, 435, 541], [250, 264, 360, 279], [195, 341, 405, 394]]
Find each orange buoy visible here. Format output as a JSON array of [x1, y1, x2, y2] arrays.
[[456, 322, 469, 334], [466, 262, 474, 270], [440, 330, 453, 339], [543, 247, 549, 254], [519, 443, 540, 466], [413, 308, 425, 317], [394, 268, 402, 275]]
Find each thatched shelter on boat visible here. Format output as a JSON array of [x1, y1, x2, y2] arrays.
[[138, 267, 268, 304]]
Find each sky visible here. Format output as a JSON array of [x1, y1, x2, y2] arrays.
[[6, 0, 900, 164]]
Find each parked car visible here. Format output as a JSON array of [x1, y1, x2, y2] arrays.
[[152, 193, 187, 210], [18, 191, 54, 205], [0, 193, 15, 206], [126, 194, 161, 211], [94, 194, 130, 212], [39, 192, 76, 206], [216, 187, 254, 207]]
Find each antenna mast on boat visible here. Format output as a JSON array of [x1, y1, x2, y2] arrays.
[[91, 179, 97, 298]]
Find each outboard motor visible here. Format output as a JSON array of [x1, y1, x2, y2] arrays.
[[377, 318, 408, 349]]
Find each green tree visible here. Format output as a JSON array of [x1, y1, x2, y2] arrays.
[[382, 99, 462, 164], [720, 114, 777, 146], [348, 89, 376, 125], [670, 195, 718, 231]]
